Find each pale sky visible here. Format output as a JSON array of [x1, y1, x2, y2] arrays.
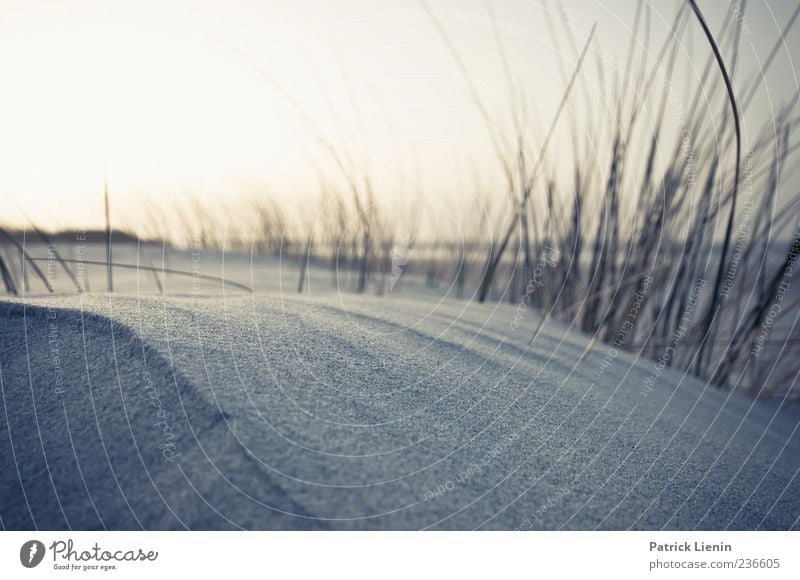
[[0, 0, 797, 231]]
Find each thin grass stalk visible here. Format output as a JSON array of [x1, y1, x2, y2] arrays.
[[688, 0, 742, 377], [104, 178, 113, 293], [30, 258, 252, 293], [0, 228, 53, 293], [477, 25, 596, 302], [21, 220, 83, 293], [0, 251, 17, 295]]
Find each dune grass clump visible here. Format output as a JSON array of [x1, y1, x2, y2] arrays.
[[1, 2, 798, 402]]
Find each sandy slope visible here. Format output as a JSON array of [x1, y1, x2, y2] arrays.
[[1, 293, 798, 530]]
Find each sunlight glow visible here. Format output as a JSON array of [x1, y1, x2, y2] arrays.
[[0, 0, 795, 230]]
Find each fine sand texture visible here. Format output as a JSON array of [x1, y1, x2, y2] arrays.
[[1, 293, 799, 530]]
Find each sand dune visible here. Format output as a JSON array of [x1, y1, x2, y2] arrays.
[[1, 293, 798, 530]]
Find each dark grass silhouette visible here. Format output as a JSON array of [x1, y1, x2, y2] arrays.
[[1, 2, 799, 402]]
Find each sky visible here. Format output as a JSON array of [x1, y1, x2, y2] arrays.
[[0, 0, 797, 231]]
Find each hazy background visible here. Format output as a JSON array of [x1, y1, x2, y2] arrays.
[[0, 0, 797, 233]]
